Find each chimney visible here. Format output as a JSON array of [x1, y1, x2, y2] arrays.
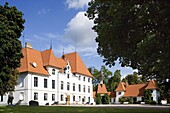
[[25, 42, 33, 49]]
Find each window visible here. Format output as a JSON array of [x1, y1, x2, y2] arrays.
[[79, 84, 81, 92], [88, 78, 90, 82], [52, 94, 55, 101], [34, 77, 38, 87], [34, 92, 38, 100], [52, 69, 55, 75], [151, 97, 153, 101], [20, 78, 24, 87], [151, 90, 153, 93], [67, 74, 69, 79], [88, 86, 90, 93], [83, 85, 85, 92], [52, 80, 55, 89], [119, 92, 121, 95], [78, 75, 81, 80], [67, 82, 70, 91], [73, 83, 75, 91], [44, 93, 48, 101], [61, 81, 64, 90], [73, 96, 75, 101], [20, 92, 24, 100], [61, 94, 63, 101], [83, 77, 85, 81], [79, 96, 81, 101], [88, 97, 90, 103], [44, 79, 48, 88], [0, 95, 3, 102]]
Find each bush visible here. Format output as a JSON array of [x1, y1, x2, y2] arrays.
[[150, 101, 156, 105], [29, 100, 39, 106], [102, 94, 110, 104], [119, 97, 126, 104], [96, 94, 101, 104], [45, 103, 49, 105], [145, 100, 151, 104], [126, 97, 133, 104]]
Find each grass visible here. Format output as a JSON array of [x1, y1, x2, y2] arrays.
[[0, 106, 169, 113]]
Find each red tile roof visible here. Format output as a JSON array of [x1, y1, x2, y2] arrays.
[[145, 80, 158, 90], [41, 49, 63, 69], [108, 92, 116, 97], [18, 47, 92, 78], [96, 84, 108, 94], [63, 52, 93, 77], [18, 48, 49, 76], [115, 82, 126, 91], [124, 84, 146, 97]]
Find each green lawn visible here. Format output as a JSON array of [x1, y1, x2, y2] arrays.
[[0, 106, 169, 113]]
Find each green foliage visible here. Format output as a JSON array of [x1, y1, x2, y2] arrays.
[[102, 94, 110, 104], [108, 70, 121, 91], [159, 81, 170, 102], [119, 97, 133, 104], [119, 97, 126, 104], [95, 94, 101, 104], [0, 2, 25, 95], [144, 90, 152, 104], [88, 66, 112, 91], [124, 72, 144, 85], [150, 100, 156, 105], [86, 0, 169, 82]]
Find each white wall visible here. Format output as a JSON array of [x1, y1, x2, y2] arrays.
[[115, 91, 124, 103]]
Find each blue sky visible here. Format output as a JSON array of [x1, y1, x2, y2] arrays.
[[0, 0, 137, 78]]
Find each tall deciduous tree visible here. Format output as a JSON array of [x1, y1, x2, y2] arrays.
[[0, 2, 25, 95], [124, 72, 144, 85], [86, 0, 169, 82], [108, 70, 121, 91], [88, 66, 112, 91]]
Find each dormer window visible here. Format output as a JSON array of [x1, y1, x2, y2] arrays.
[[52, 69, 55, 75]]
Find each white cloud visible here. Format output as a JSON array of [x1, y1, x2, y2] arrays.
[[64, 11, 97, 57], [65, 0, 91, 9], [38, 8, 51, 15]]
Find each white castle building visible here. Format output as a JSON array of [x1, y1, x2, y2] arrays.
[[0, 43, 94, 105]]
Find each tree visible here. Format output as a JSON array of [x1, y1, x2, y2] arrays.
[[144, 90, 152, 104], [88, 66, 112, 91], [124, 72, 144, 85], [0, 2, 25, 95], [86, 0, 169, 82], [108, 70, 121, 91]]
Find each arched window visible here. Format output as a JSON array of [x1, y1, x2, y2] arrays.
[[52, 69, 55, 75]]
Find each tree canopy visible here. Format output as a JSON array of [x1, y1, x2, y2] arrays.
[[86, 0, 169, 81], [108, 70, 121, 91], [0, 2, 25, 95]]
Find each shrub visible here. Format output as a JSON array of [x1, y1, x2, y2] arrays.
[[29, 100, 39, 106], [119, 97, 126, 104], [102, 94, 110, 104], [96, 94, 101, 104], [45, 103, 49, 105], [126, 97, 133, 104], [150, 101, 156, 105]]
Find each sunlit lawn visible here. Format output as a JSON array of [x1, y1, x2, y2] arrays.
[[0, 106, 169, 113]]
